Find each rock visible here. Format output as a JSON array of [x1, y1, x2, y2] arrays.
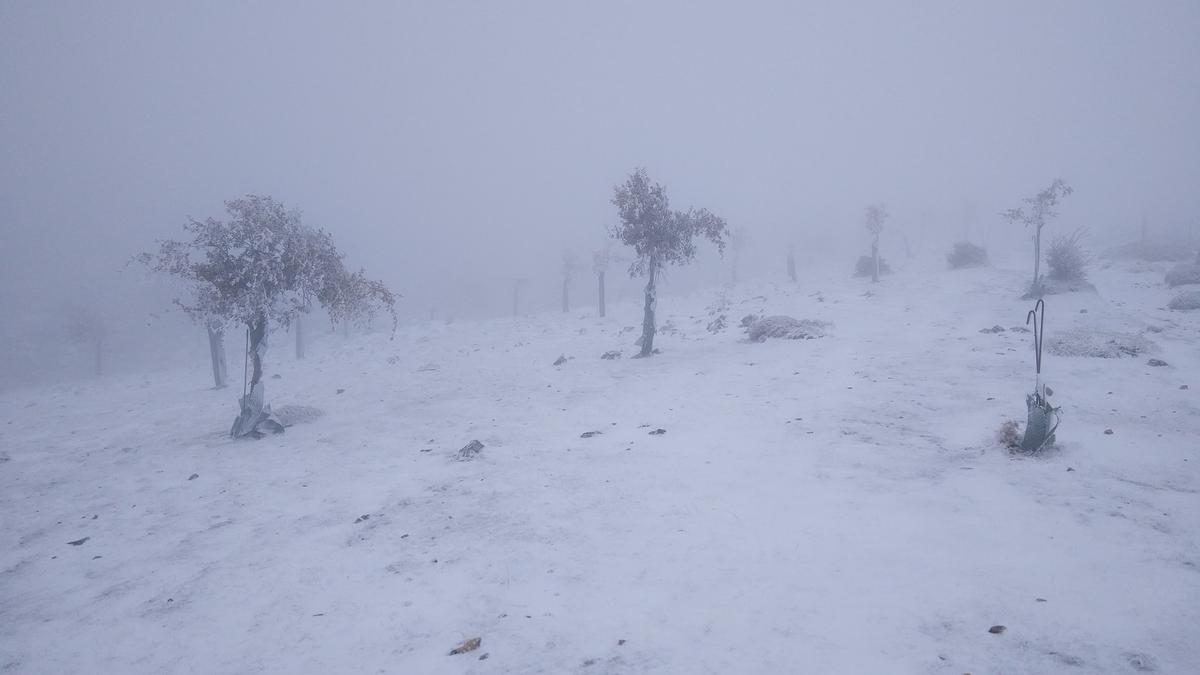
[[271, 373, 282, 379], [456, 440, 485, 461], [336, 388, 345, 394], [1079, 308, 1088, 313], [747, 315, 830, 342], [449, 637, 482, 655], [1181, 385, 1189, 390], [988, 625, 1006, 634], [979, 325, 1006, 334], [188, 473, 199, 481], [1104, 429, 1114, 435], [1147, 358, 1168, 367], [67, 537, 89, 546], [600, 350, 622, 360], [649, 428, 666, 436], [553, 354, 568, 366], [580, 431, 602, 438], [353, 514, 370, 523]]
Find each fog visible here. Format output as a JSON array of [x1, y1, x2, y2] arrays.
[[2, 0, 1198, 385]]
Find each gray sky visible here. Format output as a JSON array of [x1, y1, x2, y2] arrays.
[[2, 0, 1199, 328]]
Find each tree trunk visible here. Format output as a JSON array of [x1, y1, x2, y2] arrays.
[[639, 263, 657, 357], [597, 271, 606, 317], [786, 251, 796, 283], [231, 315, 283, 438], [295, 315, 305, 360], [1033, 227, 1042, 288], [207, 322, 228, 388], [871, 237, 880, 283], [249, 317, 266, 388]]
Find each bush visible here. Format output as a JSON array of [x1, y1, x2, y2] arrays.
[[1164, 263, 1200, 288], [1047, 228, 1091, 281], [946, 242, 988, 269], [746, 315, 829, 341], [853, 255, 891, 278]]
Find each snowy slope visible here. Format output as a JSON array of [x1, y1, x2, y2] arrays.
[[2, 260, 1198, 674]]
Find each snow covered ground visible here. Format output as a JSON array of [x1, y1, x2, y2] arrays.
[[2, 259, 1198, 674]]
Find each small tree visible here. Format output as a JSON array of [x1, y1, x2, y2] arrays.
[[610, 168, 728, 357], [65, 306, 106, 376], [1001, 178, 1073, 291], [139, 195, 397, 438], [864, 204, 887, 282]]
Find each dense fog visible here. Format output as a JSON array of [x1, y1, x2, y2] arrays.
[[2, 1, 1198, 386]]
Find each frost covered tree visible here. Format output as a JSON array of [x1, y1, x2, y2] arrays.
[[139, 195, 397, 438], [205, 318, 229, 387], [1001, 178, 1073, 291], [65, 306, 106, 376], [864, 203, 887, 282], [610, 168, 728, 357]]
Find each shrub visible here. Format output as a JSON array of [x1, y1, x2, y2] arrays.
[[1046, 228, 1091, 281], [946, 242, 988, 269], [853, 255, 891, 278]]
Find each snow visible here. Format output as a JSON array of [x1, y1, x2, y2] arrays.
[[2, 260, 1198, 674]]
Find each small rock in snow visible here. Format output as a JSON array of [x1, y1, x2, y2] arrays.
[[271, 373, 282, 379], [979, 325, 1006, 334], [188, 473, 199, 481], [456, 440, 485, 460], [67, 537, 89, 546], [649, 428, 666, 436], [601, 351, 622, 360], [449, 637, 482, 655], [988, 625, 1006, 634], [553, 354, 569, 366], [336, 388, 345, 394], [580, 431, 602, 438], [1181, 385, 1189, 390], [1104, 429, 1114, 435], [1147, 358, 1168, 367], [353, 514, 370, 524]]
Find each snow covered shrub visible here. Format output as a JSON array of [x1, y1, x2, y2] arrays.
[[1164, 263, 1200, 288], [853, 255, 891, 277], [995, 419, 1022, 450], [946, 242, 988, 269], [1168, 290, 1200, 310], [746, 316, 829, 341], [1047, 228, 1091, 281], [1045, 329, 1154, 358]]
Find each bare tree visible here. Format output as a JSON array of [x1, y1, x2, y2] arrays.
[[593, 246, 614, 317], [139, 194, 397, 438], [610, 168, 728, 357], [730, 227, 748, 284], [865, 203, 888, 283], [65, 306, 106, 376], [561, 250, 580, 313], [1001, 178, 1073, 291]]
